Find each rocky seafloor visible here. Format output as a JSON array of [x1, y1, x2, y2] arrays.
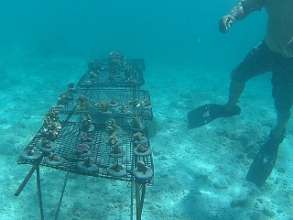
[[0, 56, 293, 220]]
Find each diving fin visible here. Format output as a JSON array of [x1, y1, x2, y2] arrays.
[[246, 134, 284, 187], [187, 104, 241, 129]]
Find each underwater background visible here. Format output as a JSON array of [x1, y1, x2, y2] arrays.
[[0, 0, 292, 219]]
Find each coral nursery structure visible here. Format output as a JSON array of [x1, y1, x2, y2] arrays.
[[15, 52, 154, 220]]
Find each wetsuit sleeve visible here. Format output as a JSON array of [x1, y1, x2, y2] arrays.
[[229, 0, 265, 20]]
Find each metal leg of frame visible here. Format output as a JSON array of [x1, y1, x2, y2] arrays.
[[36, 166, 45, 220], [130, 179, 135, 220], [54, 172, 69, 220], [15, 165, 37, 196], [135, 182, 146, 220]]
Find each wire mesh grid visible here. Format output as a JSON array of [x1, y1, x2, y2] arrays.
[[77, 59, 145, 88], [60, 88, 153, 121], [18, 121, 153, 182]]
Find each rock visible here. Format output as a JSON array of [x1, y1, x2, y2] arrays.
[[276, 209, 283, 214], [276, 167, 286, 174], [179, 92, 192, 99], [160, 155, 167, 161], [230, 198, 249, 208], [236, 153, 245, 160], [262, 208, 275, 218], [247, 151, 257, 159], [256, 198, 264, 204], [213, 181, 228, 190], [153, 150, 161, 156]]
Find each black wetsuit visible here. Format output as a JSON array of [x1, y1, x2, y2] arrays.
[[232, 42, 293, 116]]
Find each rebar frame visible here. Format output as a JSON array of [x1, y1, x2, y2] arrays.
[[15, 67, 154, 220]]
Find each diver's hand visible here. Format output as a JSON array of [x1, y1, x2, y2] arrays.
[[219, 15, 234, 33]]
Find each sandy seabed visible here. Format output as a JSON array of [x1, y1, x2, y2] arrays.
[[0, 57, 293, 220]]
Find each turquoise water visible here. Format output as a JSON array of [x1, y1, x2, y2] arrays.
[[0, 1, 266, 66], [1, 1, 292, 220]]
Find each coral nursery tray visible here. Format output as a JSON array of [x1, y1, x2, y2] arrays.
[[17, 121, 154, 183], [77, 59, 145, 88], [16, 53, 153, 220], [59, 88, 153, 121]]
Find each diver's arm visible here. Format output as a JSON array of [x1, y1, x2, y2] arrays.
[[219, 0, 265, 33]]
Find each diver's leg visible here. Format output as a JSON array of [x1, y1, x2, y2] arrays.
[[271, 111, 290, 139], [271, 60, 293, 137], [225, 42, 275, 110], [270, 109, 289, 145], [226, 80, 245, 109], [246, 129, 285, 187], [187, 42, 274, 128], [246, 65, 293, 186]]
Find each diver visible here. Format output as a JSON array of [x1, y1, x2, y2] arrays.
[[188, 0, 293, 187]]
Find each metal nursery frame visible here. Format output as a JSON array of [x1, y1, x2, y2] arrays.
[[15, 58, 154, 220]]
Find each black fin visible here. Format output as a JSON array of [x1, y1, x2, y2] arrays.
[[246, 134, 284, 187], [187, 104, 241, 129]]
